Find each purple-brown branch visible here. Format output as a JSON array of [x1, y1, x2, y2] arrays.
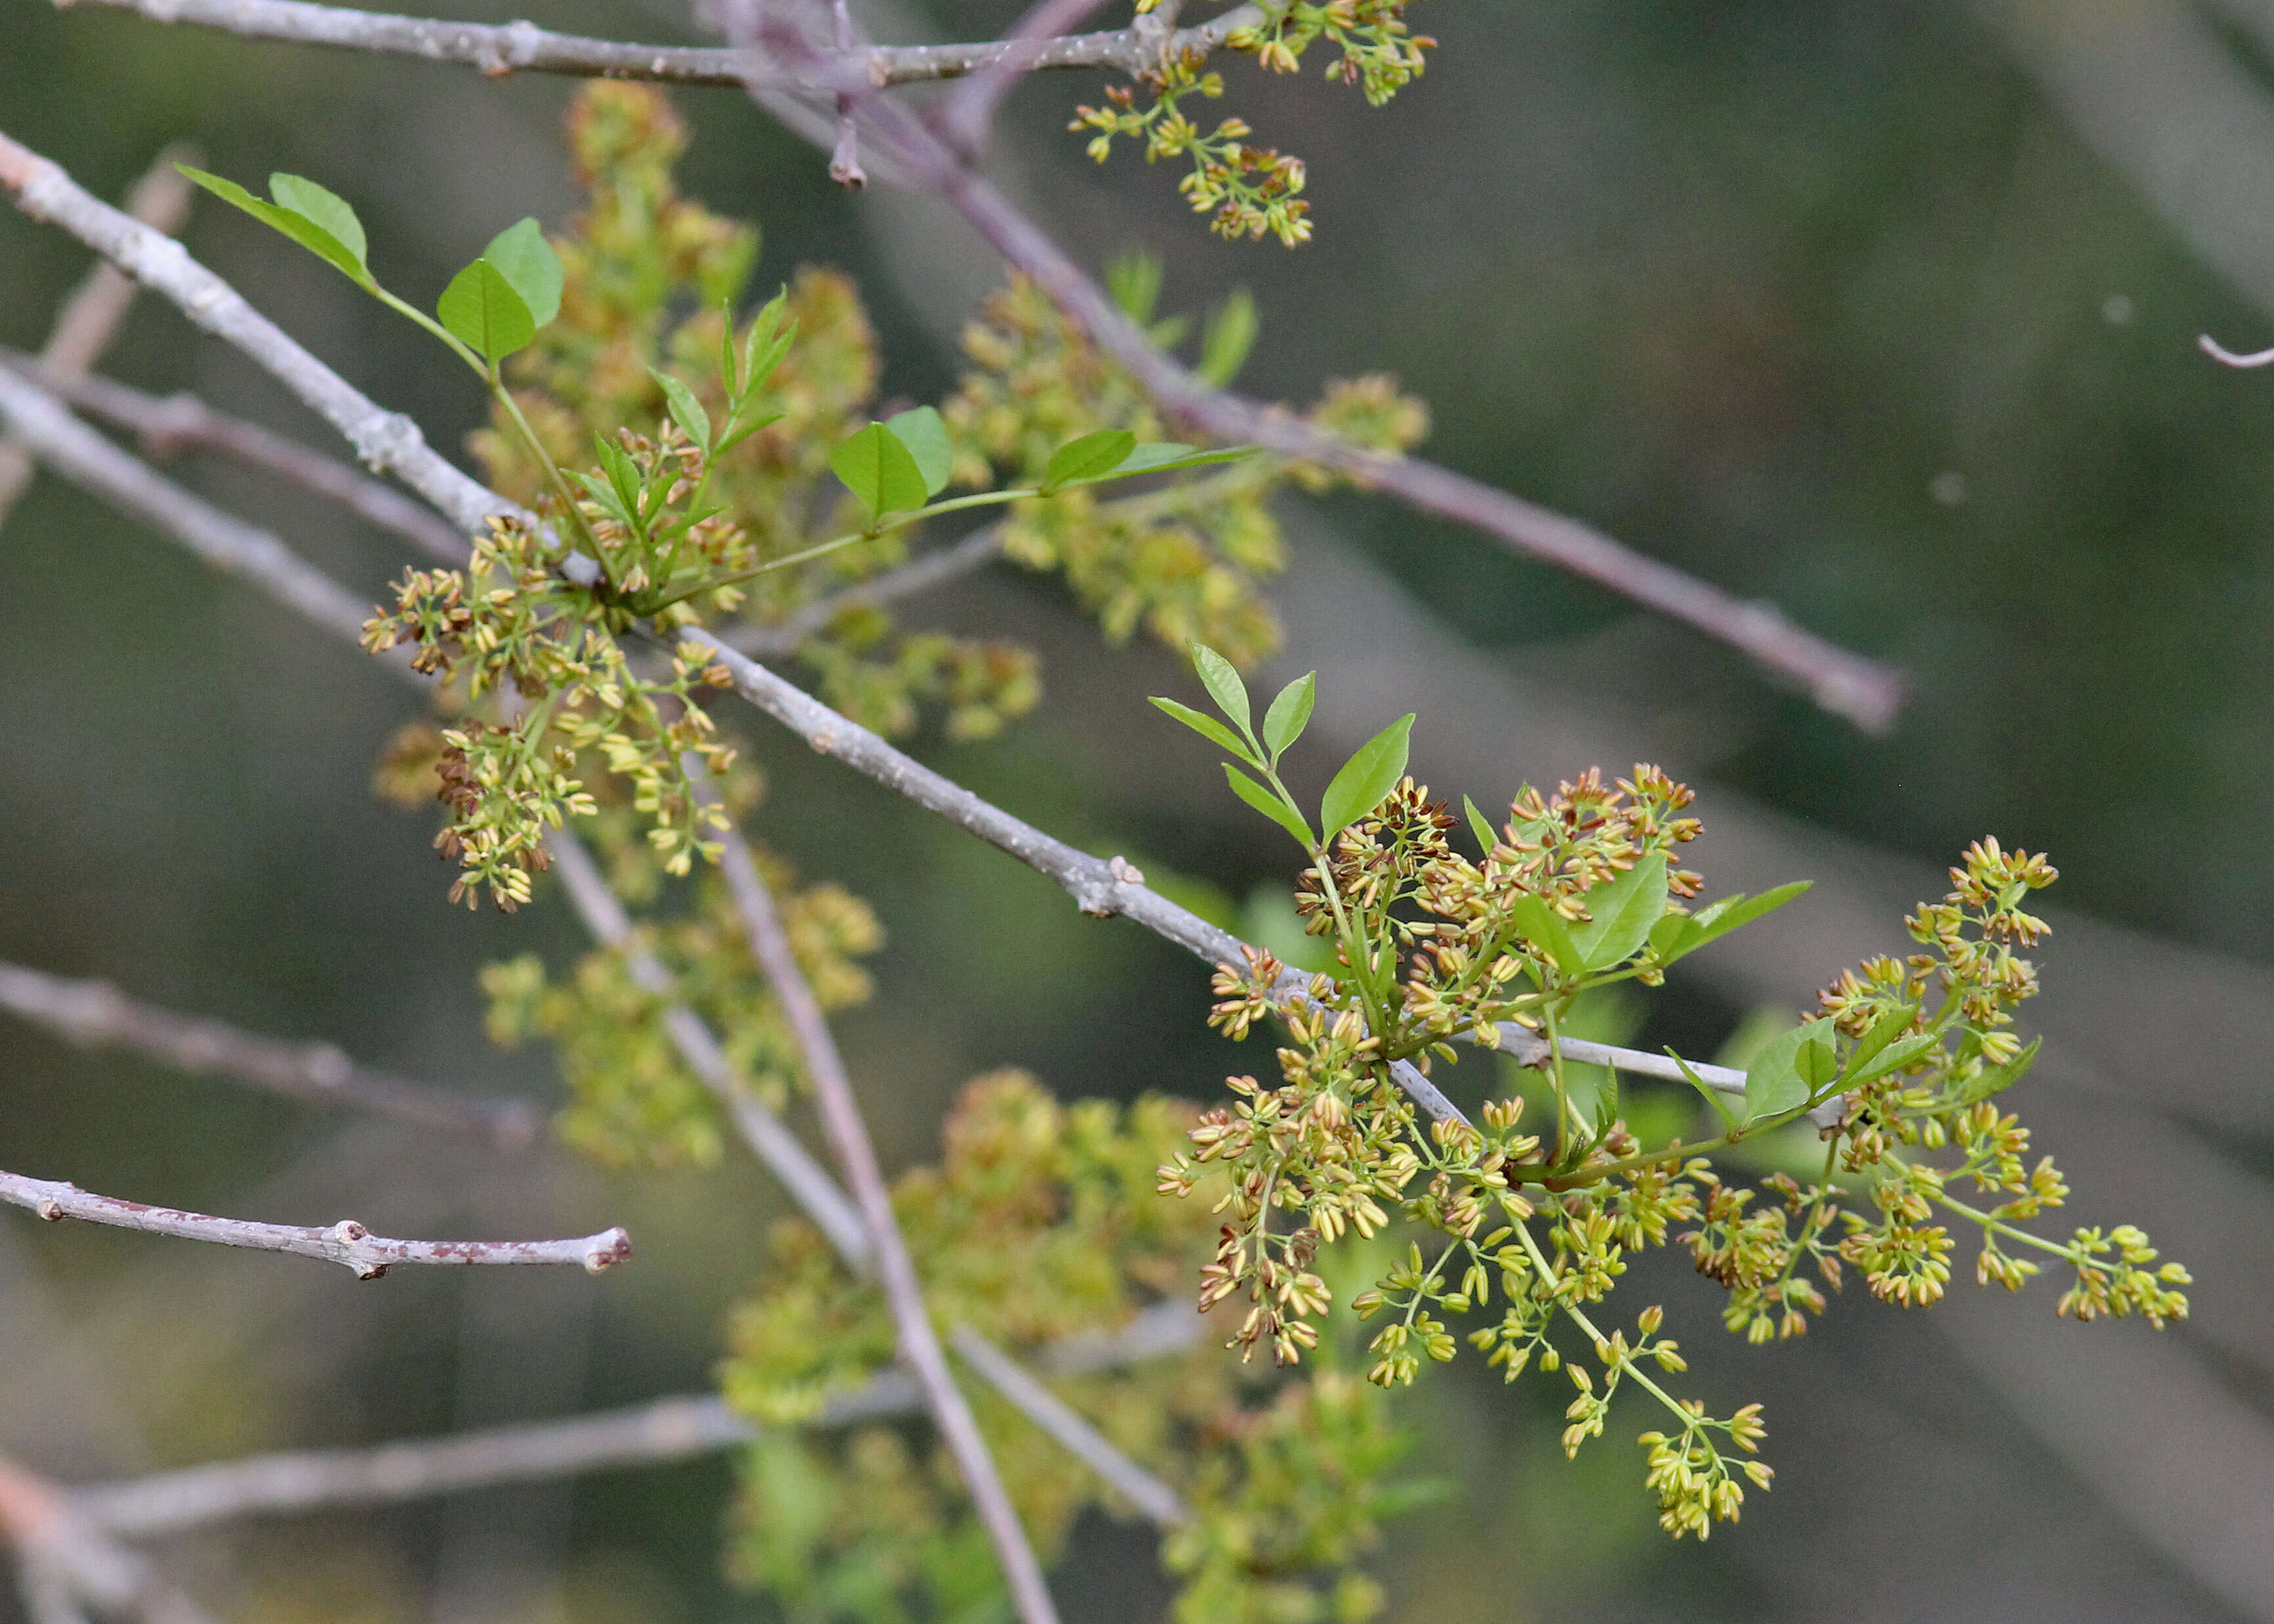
[[0, 1169, 630, 1278], [0, 959, 538, 1150]]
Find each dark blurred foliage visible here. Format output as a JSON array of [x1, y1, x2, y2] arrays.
[[3, 1, 2270, 1621]]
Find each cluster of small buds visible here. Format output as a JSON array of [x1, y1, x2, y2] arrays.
[[1637, 1403, 1771, 1539], [1229, 0, 1437, 107], [2056, 1225, 2193, 1326]]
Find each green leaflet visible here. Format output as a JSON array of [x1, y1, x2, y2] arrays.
[[1569, 856, 1668, 972], [885, 406, 955, 497], [438, 258, 536, 363], [1260, 671, 1316, 763], [178, 166, 372, 288], [1320, 713, 1413, 838], [482, 217, 562, 327], [830, 421, 928, 519]]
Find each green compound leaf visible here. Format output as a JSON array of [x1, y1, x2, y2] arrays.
[[1148, 696, 1256, 763], [649, 368, 712, 453], [1260, 671, 1316, 762], [482, 217, 562, 327], [885, 405, 955, 497], [1225, 763, 1315, 850], [438, 258, 536, 363], [1046, 427, 1137, 488], [1189, 643, 1253, 734], [1742, 1018, 1836, 1124], [179, 166, 373, 288], [1652, 880, 1812, 966], [830, 421, 928, 519], [1570, 855, 1669, 972], [1320, 713, 1413, 838]]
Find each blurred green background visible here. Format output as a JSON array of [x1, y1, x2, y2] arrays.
[[5, 1, 2274, 1620]]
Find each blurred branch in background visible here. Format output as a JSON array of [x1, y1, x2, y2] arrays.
[[64, 1301, 1204, 1539], [0, 353, 466, 564], [0, 147, 192, 528], [0, 961, 538, 1150], [1976, 0, 2274, 322], [0, 1456, 217, 1624]]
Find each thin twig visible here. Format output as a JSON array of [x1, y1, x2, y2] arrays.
[[0, 959, 539, 1150], [0, 351, 465, 564], [0, 1169, 631, 1278], [543, 826, 873, 1263], [940, 0, 1122, 156], [706, 788, 1064, 1624], [67, 1300, 1204, 1537], [50, 0, 1259, 88], [725, 522, 1007, 655], [0, 145, 194, 526], [948, 1325, 1189, 1526], [828, 0, 865, 188], [0, 1456, 217, 1624]]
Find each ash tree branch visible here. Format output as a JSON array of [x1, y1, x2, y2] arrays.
[[0, 350, 466, 565], [542, 826, 875, 1264], [705, 779, 1064, 1624], [50, 0, 1262, 89], [31, 3, 1905, 725], [68, 1301, 1206, 1537], [0, 144, 195, 527], [0, 1169, 631, 1278], [0, 363, 407, 656], [779, 63, 1909, 731], [0, 959, 539, 1150], [0, 131, 504, 536], [948, 1325, 1189, 1527]]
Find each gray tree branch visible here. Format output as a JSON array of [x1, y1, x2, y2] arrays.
[[50, 0, 1261, 89], [0, 1169, 631, 1278], [65, 1300, 1204, 1538], [705, 791, 1064, 1624], [0, 1456, 217, 1624]]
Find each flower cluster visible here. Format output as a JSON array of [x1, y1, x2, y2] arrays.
[[1153, 651, 2191, 1538], [1078, 2, 1434, 244], [362, 514, 738, 908], [719, 1073, 1417, 1623]]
